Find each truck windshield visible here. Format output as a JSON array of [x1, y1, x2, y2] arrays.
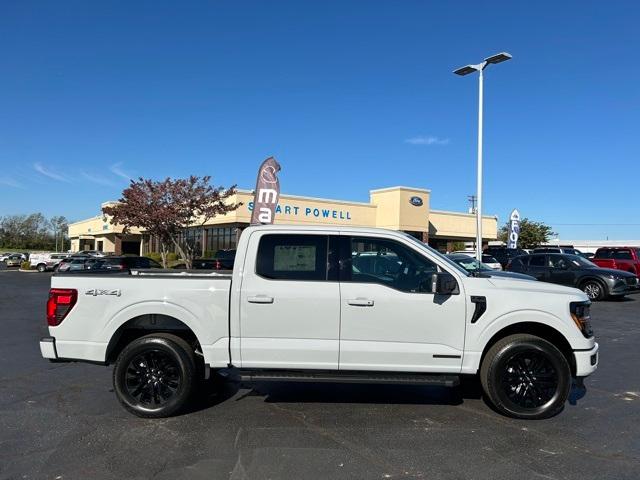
[[402, 234, 471, 277]]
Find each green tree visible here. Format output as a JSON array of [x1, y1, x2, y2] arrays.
[[498, 218, 555, 249]]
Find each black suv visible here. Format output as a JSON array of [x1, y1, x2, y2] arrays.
[[508, 253, 638, 300], [483, 246, 528, 269], [533, 247, 584, 256], [96, 256, 162, 271]]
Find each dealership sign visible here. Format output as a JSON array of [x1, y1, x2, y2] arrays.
[[247, 202, 352, 220], [250, 157, 281, 225], [507, 209, 520, 249]]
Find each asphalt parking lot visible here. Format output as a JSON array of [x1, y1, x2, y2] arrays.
[[1, 268, 639, 480]]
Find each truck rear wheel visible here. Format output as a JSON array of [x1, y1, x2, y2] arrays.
[[480, 334, 571, 419], [113, 333, 196, 418]]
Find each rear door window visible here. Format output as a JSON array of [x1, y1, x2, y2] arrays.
[[595, 249, 612, 258], [529, 255, 547, 267], [256, 234, 330, 281]]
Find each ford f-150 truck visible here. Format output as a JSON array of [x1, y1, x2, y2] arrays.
[[40, 225, 598, 419], [592, 247, 640, 276]]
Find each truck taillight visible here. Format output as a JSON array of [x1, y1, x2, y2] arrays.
[[215, 260, 221, 270], [47, 288, 77, 326]]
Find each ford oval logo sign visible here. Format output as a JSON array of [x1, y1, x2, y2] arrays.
[[409, 196, 423, 207]]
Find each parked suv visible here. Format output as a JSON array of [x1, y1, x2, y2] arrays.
[[591, 247, 640, 276], [533, 247, 584, 256], [94, 256, 162, 271], [508, 253, 638, 300], [483, 246, 528, 269]]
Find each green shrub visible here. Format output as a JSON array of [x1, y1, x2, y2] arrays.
[[166, 252, 178, 262], [146, 252, 163, 264], [20, 261, 32, 270], [203, 250, 217, 259]]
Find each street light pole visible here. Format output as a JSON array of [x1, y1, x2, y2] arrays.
[[476, 68, 483, 261], [454, 52, 512, 262]]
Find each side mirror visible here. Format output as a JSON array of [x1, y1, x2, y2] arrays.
[[431, 271, 459, 295]]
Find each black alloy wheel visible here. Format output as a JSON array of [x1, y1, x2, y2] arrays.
[[124, 350, 182, 408], [480, 334, 571, 419], [500, 351, 558, 409], [113, 334, 196, 418]]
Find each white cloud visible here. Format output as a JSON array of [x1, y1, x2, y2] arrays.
[[33, 162, 71, 182], [0, 178, 24, 188], [81, 171, 118, 187], [405, 135, 450, 146], [110, 162, 132, 181]]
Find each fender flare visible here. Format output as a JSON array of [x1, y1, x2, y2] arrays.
[[101, 301, 208, 353]]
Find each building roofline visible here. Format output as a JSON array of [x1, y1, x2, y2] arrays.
[[235, 189, 376, 207], [369, 186, 431, 194], [430, 209, 498, 220]]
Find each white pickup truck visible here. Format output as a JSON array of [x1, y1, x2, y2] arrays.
[[40, 225, 598, 419]]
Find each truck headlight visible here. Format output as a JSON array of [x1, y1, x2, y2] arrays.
[[570, 301, 594, 338]]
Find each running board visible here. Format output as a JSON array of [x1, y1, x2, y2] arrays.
[[236, 369, 460, 387]]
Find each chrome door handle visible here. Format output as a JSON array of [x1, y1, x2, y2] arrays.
[[247, 295, 274, 304], [347, 298, 374, 307]]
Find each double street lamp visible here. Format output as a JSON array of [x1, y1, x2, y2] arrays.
[[454, 52, 512, 261]]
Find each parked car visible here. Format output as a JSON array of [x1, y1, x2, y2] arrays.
[[77, 250, 106, 257], [533, 247, 584, 256], [4, 254, 24, 267], [40, 225, 598, 420], [212, 249, 236, 270], [172, 258, 218, 270], [451, 251, 502, 270], [583, 252, 595, 260], [56, 256, 101, 272], [30, 253, 71, 272], [508, 253, 638, 300], [591, 247, 640, 276], [0, 253, 13, 261], [94, 256, 163, 271], [483, 246, 528, 270], [447, 253, 535, 281]]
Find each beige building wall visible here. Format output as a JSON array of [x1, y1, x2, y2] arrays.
[[68, 186, 499, 251], [370, 187, 430, 232], [429, 210, 498, 240]]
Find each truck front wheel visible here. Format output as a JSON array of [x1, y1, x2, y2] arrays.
[[113, 333, 196, 418], [480, 334, 571, 419]]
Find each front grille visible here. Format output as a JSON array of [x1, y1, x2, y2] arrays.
[[626, 277, 638, 286]]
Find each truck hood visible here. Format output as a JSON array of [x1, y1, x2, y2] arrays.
[[485, 275, 589, 299]]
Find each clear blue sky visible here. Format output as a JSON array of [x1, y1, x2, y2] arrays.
[[1, 1, 638, 240]]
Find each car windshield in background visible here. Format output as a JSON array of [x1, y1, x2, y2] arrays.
[[450, 255, 492, 272], [401, 234, 470, 277], [566, 254, 597, 268]]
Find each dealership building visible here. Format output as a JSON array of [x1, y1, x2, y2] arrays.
[[68, 186, 498, 255]]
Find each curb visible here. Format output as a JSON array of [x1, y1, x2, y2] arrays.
[[18, 269, 39, 273]]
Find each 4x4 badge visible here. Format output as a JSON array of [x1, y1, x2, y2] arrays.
[[85, 289, 121, 297]]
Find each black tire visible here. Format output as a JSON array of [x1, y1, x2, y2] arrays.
[[37, 264, 46, 273], [480, 334, 571, 420], [580, 279, 606, 301], [113, 333, 196, 418]]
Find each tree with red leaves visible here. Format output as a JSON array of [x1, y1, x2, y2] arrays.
[[103, 176, 240, 268]]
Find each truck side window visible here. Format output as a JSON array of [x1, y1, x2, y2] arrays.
[[345, 237, 437, 293], [256, 234, 329, 281]]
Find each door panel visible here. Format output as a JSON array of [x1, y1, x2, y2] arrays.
[[547, 255, 576, 287], [239, 232, 340, 369], [339, 235, 466, 373]]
